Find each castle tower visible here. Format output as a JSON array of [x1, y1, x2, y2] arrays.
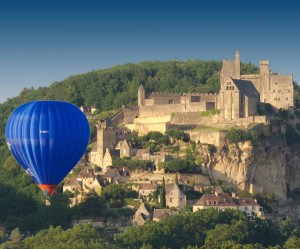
[[259, 60, 269, 75], [220, 50, 241, 87], [234, 50, 241, 79], [138, 84, 145, 107]]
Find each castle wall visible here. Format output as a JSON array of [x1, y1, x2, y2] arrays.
[[225, 52, 293, 110], [267, 74, 293, 109], [140, 94, 217, 118], [110, 109, 124, 126], [127, 122, 168, 136], [187, 130, 227, 147], [241, 75, 261, 95], [123, 106, 139, 124], [146, 93, 181, 105], [170, 112, 219, 125]]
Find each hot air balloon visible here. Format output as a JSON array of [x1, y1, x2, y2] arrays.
[[5, 100, 90, 201]]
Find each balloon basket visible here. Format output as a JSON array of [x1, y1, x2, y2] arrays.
[[45, 199, 51, 206]]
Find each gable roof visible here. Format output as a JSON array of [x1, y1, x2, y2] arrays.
[[165, 183, 183, 195], [136, 149, 150, 159], [104, 168, 120, 178], [135, 202, 151, 216], [236, 198, 260, 206], [230, 78, 259, 98], [153, 209, 179, 220], [64, 178, 81, 188], [194, 193, 237, 207], [79, 168, 95, 179], [139, 183, 157, 191]]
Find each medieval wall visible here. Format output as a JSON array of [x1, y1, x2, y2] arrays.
[[145, 92, 182, 105], [267, 74, 294, 109], [123, 106, 139, 124], [187, 130, 227, 147], [139, 94, 217, 118], [127, 122, 168, 136], [222, 52, 293, 111], [170, 112, 219, 125]]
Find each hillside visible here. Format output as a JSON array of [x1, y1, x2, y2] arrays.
[[0, 58, 295, 233]]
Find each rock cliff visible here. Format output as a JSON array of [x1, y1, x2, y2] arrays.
[[202, 137, 300, 202]]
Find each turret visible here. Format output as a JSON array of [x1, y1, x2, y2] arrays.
[[259, 60, 269, 75], [234, 50, 241, 79], [138, 84, 145, 107]]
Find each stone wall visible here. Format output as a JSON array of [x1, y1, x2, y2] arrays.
[[170, 112, 220, 125], [187, 130, 227, 147], [268, 74, 293, 109], [139, 103, 207, 118], [128, 122, 168, 136], [123, 106, 139, 124], [110, 109, 124, 126]]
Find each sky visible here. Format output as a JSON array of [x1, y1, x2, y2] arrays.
[[0, 0, 299, 103]]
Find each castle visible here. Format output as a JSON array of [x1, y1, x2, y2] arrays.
[[138, 51, 293, 120], [89, 51, 294, 168]]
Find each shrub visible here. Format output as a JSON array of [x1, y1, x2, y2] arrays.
[[200, 108, 220, 117], [227, 128, 258, 143]]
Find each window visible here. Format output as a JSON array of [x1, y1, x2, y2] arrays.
[[170, 198, 173, 203], [274, 98, 277, 101], [275, 82, 278, 85], [286, 98, 289, 101], [273, 90, 275, 92], [278, 90, 281, 92]]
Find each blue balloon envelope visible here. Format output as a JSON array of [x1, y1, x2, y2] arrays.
[[5, 101, 90, 198]]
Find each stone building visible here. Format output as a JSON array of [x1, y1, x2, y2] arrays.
[[165, 183, 187, 210], [192, 192, 264, 218], [136, 51, 293, 122], [219, 50, 293, 112]]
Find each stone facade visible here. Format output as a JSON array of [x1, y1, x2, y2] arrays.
[[221, 51, 293, 110], [135, 51, 293, 123], [165, 183, 187, 210]]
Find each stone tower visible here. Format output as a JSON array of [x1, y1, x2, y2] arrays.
[[220, 50, 241, 87], [234, 50, 241, 79], [91, 120, 117, 168], [258, 60, 270, 103], [138, 84, 145, 107]]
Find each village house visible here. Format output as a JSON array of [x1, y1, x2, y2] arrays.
[[165, 183, 187, 210], [192, 192, 264, 218], [115, 139, 137, 158], [138, 183, 157, 197], [80, 105, 96, 119], [63, 178, 82, 194], [63, 168, 107, 206], [135, 148, 150, 160], [152, 209, 180, 222], [103, 167, 121, 184], [150, 153, 172, 173], [133, 202, 152, 225]]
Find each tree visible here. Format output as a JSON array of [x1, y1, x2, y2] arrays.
[[160, 177, 166, 208], [284, 236, 300, 249], [2, 228, 24, 249]]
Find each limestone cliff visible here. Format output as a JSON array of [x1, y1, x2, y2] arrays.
[[202, 137, 300, 202]]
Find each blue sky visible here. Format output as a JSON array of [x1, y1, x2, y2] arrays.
[[0, 1, 299, 103]]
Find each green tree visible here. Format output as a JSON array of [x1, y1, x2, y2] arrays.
[[160, 177, 166, 208], [284, 236, 300, 249]]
